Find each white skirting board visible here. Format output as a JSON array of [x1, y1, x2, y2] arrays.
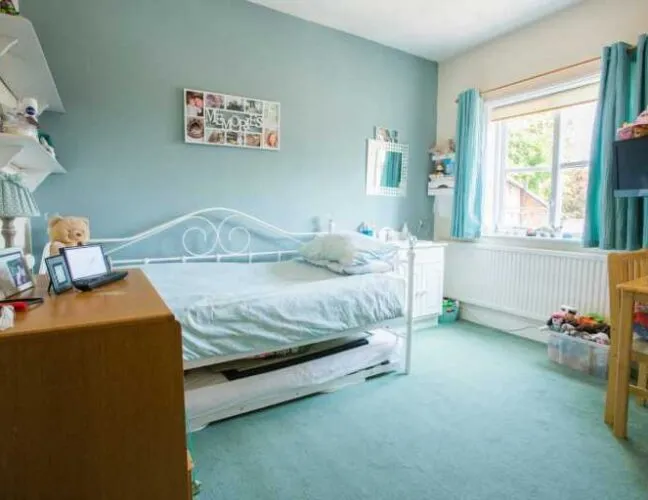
[[459, 303, 548, 344], [185, 329, 401, 432]]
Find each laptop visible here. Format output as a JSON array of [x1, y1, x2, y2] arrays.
[[61, 244, 128, 291]]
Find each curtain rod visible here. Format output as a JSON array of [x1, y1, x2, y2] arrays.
[[454, 45, 636, 103]]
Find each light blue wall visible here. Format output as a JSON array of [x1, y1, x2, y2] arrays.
[[25, 0, 437, 256]]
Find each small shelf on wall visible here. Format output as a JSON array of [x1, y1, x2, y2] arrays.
[[0, 13, 64, 112], [0, 133, 65, 190], [428, 175, 455, 196], [428, 150, 455, 161], [428, 187, 454, 196], [0, 13, 66, 190]]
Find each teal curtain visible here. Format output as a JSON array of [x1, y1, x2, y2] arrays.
[[583, 34, 648, 249], [451, 89, 484, 239], [380, 151, 403, 188]]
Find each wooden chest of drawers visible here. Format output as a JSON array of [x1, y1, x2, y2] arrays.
[[0, 270, 188, 500]]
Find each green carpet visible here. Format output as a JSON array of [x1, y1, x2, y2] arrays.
[[190, 322, 648, 499]]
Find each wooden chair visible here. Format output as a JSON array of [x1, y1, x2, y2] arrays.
[[608, 250, 648, 408]]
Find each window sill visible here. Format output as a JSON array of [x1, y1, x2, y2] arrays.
[[475, 234, 606, 254]]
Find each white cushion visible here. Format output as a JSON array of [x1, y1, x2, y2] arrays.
[[300, 231, 398, 267]]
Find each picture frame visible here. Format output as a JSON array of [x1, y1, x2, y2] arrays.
[[184, 88, 281, 151], [374, 126, 399, 144], [0, 248, 33, 298], [45, 254, 73, 294]]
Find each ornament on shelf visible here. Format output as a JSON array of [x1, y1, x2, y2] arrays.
[[0, 0, 19, 15]]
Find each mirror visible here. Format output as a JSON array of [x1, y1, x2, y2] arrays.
[[366, 139, 409, 196]]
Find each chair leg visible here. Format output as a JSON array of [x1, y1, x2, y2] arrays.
[[638, 362, 648, 407]]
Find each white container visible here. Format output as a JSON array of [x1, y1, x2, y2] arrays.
[[547, 331, 609, 378]]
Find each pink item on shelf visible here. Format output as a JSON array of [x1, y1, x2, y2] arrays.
[[635, 108, 648, 125], [617, 108, 648, 141], [617, 123, 634, 140]]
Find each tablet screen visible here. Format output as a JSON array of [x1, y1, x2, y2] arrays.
[[63, 245, 107, 280]]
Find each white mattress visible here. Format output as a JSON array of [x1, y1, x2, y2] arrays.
[[143, 261, 404, 361], [184, 329, 400, 429]]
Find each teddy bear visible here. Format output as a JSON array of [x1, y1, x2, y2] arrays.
[[48, 215, 90, 256]]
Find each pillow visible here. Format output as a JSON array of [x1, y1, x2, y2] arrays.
[[303, 257, 393, 275], [300, 231, 398, 266]]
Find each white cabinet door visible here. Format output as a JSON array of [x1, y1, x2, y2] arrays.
[[398, 245, 444, 319], [421, 262, 443, 316]]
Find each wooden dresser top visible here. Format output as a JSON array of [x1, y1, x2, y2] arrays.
[[0, 269, 173, 338]]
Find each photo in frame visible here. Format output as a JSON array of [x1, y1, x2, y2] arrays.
[[374, 126, 399, 143], [0, 248, 33, 298], [184, 88, 280, 150], [45, 254, 73, 294]]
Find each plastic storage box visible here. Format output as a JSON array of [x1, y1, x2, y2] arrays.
[[547, 331, 609, 378]]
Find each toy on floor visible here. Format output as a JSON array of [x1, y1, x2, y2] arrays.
[[546, 305, 610, 344], [546, 305, 578, 332]]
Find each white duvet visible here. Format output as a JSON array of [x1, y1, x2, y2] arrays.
[[142, 261, 404, 361]]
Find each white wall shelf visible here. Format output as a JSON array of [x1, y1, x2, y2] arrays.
[[428, 151, 455, 161], [428, 175, 455, 196], [0, 13, 64, 113], [0, 13, 65, 190], [0, 133, 65, 190], [428, 188, 454, 196]]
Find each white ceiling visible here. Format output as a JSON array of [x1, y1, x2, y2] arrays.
[[248, 0, 581, 61]]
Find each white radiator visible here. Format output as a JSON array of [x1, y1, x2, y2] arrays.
[[445, 242, 609, 321]]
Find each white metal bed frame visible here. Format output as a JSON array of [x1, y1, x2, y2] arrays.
[[87, 207, 416, 375], [82, 207, 416, 427]]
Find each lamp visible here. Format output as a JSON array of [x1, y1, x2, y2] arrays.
[[0, 173, 40, 248]]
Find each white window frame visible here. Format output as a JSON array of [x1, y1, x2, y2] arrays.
[[485, 74, 599, 238]]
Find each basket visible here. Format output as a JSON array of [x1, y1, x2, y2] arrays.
[[439, 298, 459, 324]]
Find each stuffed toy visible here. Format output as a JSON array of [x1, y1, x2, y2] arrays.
[[48, 215, 90, 256], [561, 305, 578, 323], [547, 311, 565, 332]]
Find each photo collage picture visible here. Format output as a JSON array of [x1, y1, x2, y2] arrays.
[[184, 89, 280, 150]]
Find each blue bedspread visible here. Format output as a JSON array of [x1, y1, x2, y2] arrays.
[[143, 261, 404, 361]]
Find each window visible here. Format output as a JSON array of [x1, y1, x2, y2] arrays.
[[487, 81, 598, 240]]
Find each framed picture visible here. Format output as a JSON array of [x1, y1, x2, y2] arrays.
[[45, 254, 73, 294], [184, 88, 280, 150], [0, 248, 33, 298], [375, 126, 399, 143]]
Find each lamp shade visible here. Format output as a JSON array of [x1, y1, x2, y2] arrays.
[[0, 173, 40, 217]]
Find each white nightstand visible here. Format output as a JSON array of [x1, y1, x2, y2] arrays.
[[394, 240, 446, 325]]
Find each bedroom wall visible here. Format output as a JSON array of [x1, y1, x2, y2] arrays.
[[24, 0, 438, 257], [436, 0, 648, 143]]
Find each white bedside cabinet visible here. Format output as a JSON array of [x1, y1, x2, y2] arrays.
[[394, 240, 446, 325]]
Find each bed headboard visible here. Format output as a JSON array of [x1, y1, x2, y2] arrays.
[[39, 208, 334, 272]]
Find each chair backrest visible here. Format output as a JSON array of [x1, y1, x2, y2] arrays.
[[608, 250, 648, 339]]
